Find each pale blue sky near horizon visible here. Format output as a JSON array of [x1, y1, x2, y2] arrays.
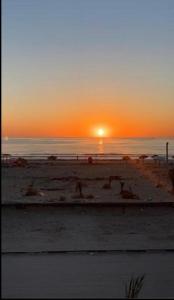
[[2, 0, 174, 137]]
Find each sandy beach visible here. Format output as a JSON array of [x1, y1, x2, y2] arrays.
[[2, 159, 174, 204], [2, 159, 174, 298]]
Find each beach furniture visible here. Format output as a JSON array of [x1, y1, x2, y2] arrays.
[[75, 181, 83, 197], [151, 155, 166, 166], [122, 155, 131, 161], [1, 154, 12, 166], [13, 157, 28, 167], [139, 155, 148, 163], [88, 156, 93, 164], [47, 155, 57, 161], [120, 182, 139, 199]]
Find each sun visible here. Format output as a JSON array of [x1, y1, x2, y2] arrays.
[[91, 125, 111, 137], [97, 128, 105, 137]]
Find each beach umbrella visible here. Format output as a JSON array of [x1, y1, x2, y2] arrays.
[[88, 156, 93, 164], [2, 153, 11, 160], [48, 155, 57, 161]]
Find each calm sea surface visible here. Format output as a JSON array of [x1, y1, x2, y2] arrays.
[[1, 137, 174, 158]]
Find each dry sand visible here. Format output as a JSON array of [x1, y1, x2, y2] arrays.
[[2, 159, 174, 298], [2, 160, 174, 253], [2, 206, 174, 252], [2, 159, 174, 204]]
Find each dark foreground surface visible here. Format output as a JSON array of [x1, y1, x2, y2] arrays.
[[2, 206, 174, 252], [2, 205, 174, 298], [2, 252, 174, 299]]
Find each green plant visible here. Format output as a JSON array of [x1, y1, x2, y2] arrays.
[[125, 274, 145, 299]]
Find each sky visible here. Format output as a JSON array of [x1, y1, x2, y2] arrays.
[[2, 0, 174, 137]]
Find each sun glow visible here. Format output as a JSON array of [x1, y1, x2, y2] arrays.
[[91, 125, 112, 138], [97, 128, 105, 137], [95, 127, 107, 137]]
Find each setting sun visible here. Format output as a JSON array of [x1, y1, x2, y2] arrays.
[[97, 128, 105, 137], [1, 1, 174, 298], [90, 125, 112, 138]]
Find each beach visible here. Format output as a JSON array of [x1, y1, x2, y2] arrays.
[[3, 0, 174, 296], [2, 158, 174, 297], [2, 159, 174, 205]]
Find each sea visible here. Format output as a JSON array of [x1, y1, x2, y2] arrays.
[[1, 137, 174, 160]]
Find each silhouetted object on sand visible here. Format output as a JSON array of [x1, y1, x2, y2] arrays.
[[75, 181, 83, 197], [85, 194, 94, 199], [122, 156, 131, 161], [152, 155, 166, 166], [72, 182, 94, 199], [13, 157, 28, 167], [125, 274, 145, 299], [152, 154, 163, 166], [2, 153, 11, 160], [2, 154, 12, 166], [48, 155, 57, 161], [166, 142, 169, 164], [103, 175, 122, 189], [139, 155, 148, 162], [102, 176, 112, 189], [155, 171, 163, 188], [88, 156, 93, 164], [59, 195, 66, 201], [24, 181, 43, 196], [155, 177, 163, 188], [152, 154, 159, 163], [169, 168, 174, 192], [110, 175, 122, 180], [120, 182, 139, 199]]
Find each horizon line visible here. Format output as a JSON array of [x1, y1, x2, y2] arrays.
[[2, 136, 174, 139]]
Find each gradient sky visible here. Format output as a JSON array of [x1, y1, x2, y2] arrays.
[[2, 0, 174, 137]]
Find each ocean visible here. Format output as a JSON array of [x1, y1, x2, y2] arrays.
[[1, 137, 174, 159]]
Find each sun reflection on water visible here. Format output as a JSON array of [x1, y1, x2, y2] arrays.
[[98, 138, 104, 153]]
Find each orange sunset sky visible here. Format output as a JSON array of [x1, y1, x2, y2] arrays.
[[2, 0, 174, 138]]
